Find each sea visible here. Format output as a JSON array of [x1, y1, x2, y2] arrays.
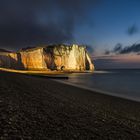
[[61, 69, 140, 102]]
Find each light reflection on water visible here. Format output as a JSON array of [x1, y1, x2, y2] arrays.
[[63, 70, 140, 101]]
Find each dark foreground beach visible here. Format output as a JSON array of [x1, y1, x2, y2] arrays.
[[0, 71, 140, 139]]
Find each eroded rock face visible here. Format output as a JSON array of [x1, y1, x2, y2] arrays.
[[0, 52, 20, 69], [43, 44, 94, 71], [0, 44, 94, 71], [20, 48, 47, 70]]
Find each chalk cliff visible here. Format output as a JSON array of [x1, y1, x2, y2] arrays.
[[0, 44, 94, 71], [0, 51, 23, 69]]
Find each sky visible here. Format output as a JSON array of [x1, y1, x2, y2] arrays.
[[0, 0, 140, 69]]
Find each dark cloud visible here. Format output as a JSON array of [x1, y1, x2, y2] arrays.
[[113, 43, 122, 53], [119, 44, 140, 54], [105, 43, 140, 55], [0, 0, 98, 50], [104, 43, 123, 55], [127, 24, 139, 36]]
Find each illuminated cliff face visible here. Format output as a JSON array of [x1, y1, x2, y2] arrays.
[[0, 44, 94, 71], [43, 44, 94, 71], [0, 52, 23, 69], [20, 48, 47, 70]]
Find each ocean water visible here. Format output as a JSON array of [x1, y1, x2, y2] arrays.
[[62, 70, 140, 102]]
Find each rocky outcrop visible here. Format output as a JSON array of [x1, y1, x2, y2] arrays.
[[20, 48, 46, 70], [0, 44, 94, 71], [0, 51, 23, 69], [43, 44, 94, 71]]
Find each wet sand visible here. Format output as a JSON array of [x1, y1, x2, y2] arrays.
[[0, 70, 140, 139]]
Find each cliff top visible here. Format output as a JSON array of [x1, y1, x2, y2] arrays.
[[19, 44, 86, 52], [0, 44, 87, 53]]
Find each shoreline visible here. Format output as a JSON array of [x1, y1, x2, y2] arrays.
[[0, 67, 93, 74], [55, 79, 140, 102], [0, 70, 140, 139]]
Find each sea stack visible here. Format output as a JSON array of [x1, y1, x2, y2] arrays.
[[0, 44, 94, 72]]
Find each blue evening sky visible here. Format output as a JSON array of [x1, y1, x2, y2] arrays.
[[74, 0, 140, 55]]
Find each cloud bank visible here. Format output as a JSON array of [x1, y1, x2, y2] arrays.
[[105, 43, 140, 55], [0, 0, 97, 49]]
